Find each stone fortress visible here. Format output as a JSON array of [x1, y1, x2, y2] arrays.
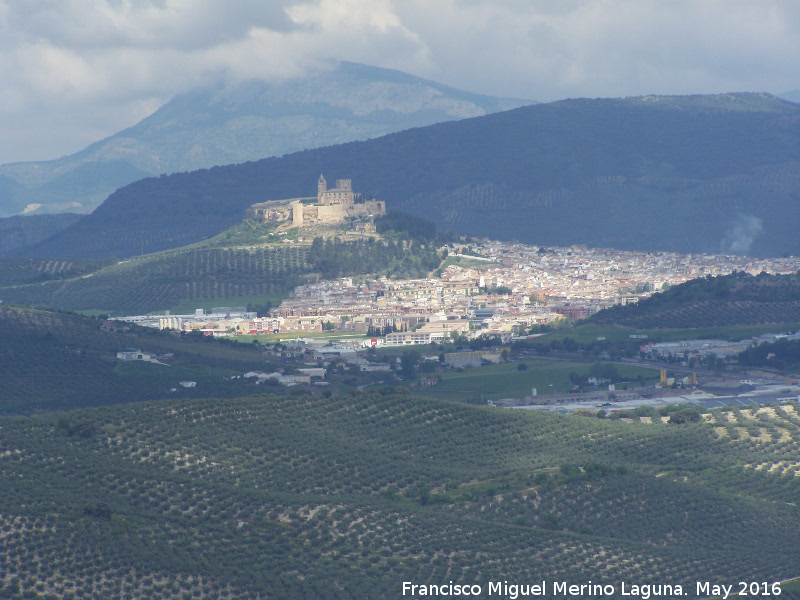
[[246, 175, 385, 229]]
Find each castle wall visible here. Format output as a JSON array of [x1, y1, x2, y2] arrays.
[[249, 199, 311, 222], [298, 199, 384, 224], [316, 204, 347, 222], [345, 201, 385, 218]]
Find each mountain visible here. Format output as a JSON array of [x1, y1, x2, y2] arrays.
[[0, 61, 531, 217], [25, 92, 800, 260]]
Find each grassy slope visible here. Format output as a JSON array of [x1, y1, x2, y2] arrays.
[[0, 392, 799, 599], [516, 271, 800, 362], [0, 257, 116, 286]]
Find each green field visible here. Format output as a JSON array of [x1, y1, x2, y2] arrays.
[[198, 219, 282, 247], [72, 308, 117, 317], [0, 245, 310, 315], [782, 579, 800, 594], [0, 228, 445, 315], [0, 257, 115, 286], [418, 360, 660, 401]]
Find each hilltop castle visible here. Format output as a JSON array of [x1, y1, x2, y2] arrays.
[[292, 175, 385, 226], [246, 175, 385, 227]]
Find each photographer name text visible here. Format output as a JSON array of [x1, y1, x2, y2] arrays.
[[402, 580, 783, 598]]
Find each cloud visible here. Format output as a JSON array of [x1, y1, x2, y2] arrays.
[[393, 0, 800, 99], [720, 214, 764, 255], [2, 0, 800, 163]]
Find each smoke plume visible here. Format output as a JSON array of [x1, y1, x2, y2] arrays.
[[719, 214, 763, 255]]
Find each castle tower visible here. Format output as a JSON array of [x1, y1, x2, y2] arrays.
[[317, 174, 327, 202], [292, 201, 304, 227]]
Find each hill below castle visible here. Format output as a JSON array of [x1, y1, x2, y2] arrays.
[[24, 92, 800, 259], [0, 214, 445, 315]]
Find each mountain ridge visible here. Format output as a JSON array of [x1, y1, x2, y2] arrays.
[[22, 92, 800, 259]]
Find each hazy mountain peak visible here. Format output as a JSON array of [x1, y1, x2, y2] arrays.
[[0, 61, 532, 218]]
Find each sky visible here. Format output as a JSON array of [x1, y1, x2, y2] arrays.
[[1, 0, 799, 165]]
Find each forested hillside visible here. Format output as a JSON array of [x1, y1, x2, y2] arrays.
[[591, 271, 800, 329], [24, 92, 800, 259], [1, 391, 799, 598]]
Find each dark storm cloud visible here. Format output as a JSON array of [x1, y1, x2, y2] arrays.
[[2, 1, 296, 50]]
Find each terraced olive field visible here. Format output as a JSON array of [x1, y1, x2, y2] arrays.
[[0, 257, 115, 286], [0, 213, 84, 257], [1, 391, 799, 599], [590, 271, 800, 330]]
